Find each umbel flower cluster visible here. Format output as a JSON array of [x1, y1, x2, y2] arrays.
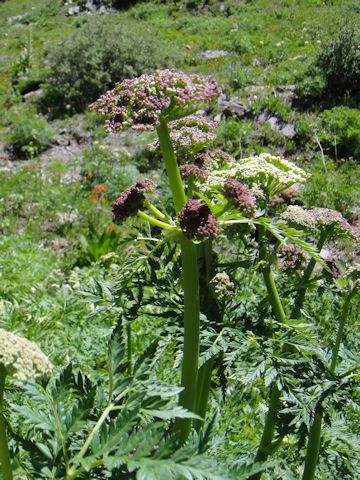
[[281, 205, 354, 237], [90, 69, 221, 131], [0, 329, 52, 382], [149, 115, 218, 155]]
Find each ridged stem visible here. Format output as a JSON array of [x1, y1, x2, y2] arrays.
[[291, 231, 328, 320], [157, 119, 200, 441], [156, 120, 186, 213], [302, 286, 357, 480], [249, 226, 286, 480], [0, 366, 12, 480]]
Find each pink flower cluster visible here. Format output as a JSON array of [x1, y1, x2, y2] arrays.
[[179, 164, 209, 181], [112, 179, 154, 223], [90, 70, 221, 131], [224, 179, 257, 216], [178, 199, 218, 240]]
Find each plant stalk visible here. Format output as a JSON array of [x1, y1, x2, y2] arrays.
[[291, 230, 328, 319], [301, 286, 358, 480], [250, 226, 287, 479], [157, 118, 201, 441], [0, 365, 12, 480]]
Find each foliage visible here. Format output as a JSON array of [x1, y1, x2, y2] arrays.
[[6, 108, 54, 157], [316, 22, 360, 101], [10, 326, 251, 480], [300, 157, 360, 216], [39, 17, 180, 115], [316, 106, 360, 160]]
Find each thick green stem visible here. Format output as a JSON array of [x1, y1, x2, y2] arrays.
[[0, 366, 12, 480], [250, 386, 281, 480], [194, 241, 218, 429], [291, 231, 328, 320], [258, 226, 287, 325], [156, 119, 200, 441], [156, 119, 187, 213], [175, 238, 200, 441], [301, 410, 323, 480], [250, 227, 287, 479], [301, 287, 357, 480], [329, 288, 357, 375]]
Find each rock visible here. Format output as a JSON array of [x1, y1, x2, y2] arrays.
[[7, 13, 27, 23], [257, 110, 296, 137], [197, 50, 229, 60], [280, 123, 296, 137], [68, 6, 80, 15], [218, 94, 249, 119], [23, 89, 43, 101]]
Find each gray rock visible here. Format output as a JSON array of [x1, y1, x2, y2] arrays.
[[8, 13, 27, 23], [23, 89, 43, 101], [256, 110, 296, 137], [68, 6, 80, 15], [218, 94, 249, 119], [280, 123, 296, 137], [198, 50, 229, 60]]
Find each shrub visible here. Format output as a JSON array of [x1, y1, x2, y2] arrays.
[[316, 22, 360, 100], [6, 108, 54, 157], [40, 18, 180, 115], [317, 106, 360, 160]]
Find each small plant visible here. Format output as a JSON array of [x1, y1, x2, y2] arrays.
[[6, 108, 54, 158]]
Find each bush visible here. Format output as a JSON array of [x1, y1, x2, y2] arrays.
[[317, 106, 360, 160], [6, 108, 54, 157], [40, 18, 180, 115], [316, 22, 360, 100]]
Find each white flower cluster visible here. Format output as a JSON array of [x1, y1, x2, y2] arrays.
[[0, 329, 52, 382], [236, 153, 310, 196], [198, 152, 309, 198]]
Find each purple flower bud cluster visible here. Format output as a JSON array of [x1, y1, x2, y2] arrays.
[[178, 199, 218, 240], [90, 70, 221, 132], [224, 179, 257, 216], [179, 164, 209, 181], [278, 243, 306, 271], [195, 149, 234, 168], [112, 179, 154, 223]]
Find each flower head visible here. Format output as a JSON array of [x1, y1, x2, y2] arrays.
[[224, 178, 257, 216], [281, 205, 354, 238], [278, 243, 306, 271], [90, 70, 221, 131], [179, 164, 209, 181], [236, 153, 309, 196], [178, 199, 218, 240], [0, 329, 52, 382], [112, 179, 154, 223], [210, 272, 235, 300]]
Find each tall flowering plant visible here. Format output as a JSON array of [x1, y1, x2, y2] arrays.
[[91, 69, 358, 479]]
